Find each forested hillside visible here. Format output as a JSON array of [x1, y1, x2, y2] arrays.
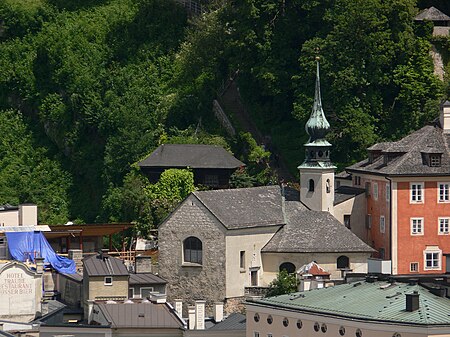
[[0, 0, 448, 229]]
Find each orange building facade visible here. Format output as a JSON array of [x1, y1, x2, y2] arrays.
[[346, 102, 450, 275]]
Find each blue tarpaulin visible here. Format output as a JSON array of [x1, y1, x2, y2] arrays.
[[6, 231, 76, 274]]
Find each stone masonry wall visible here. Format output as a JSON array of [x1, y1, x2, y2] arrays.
[[158, 195, 226, 316]]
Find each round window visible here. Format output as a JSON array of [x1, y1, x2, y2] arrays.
[[356, 328, 363, 337], [253, 313, 260, 322], [296, 319, 303, 329], [321, 323, 327, 333], [339, 326, 346, 336], [314, 322, 320, 332], [267, 315, 273, 324], [283, 317, 289, 327]]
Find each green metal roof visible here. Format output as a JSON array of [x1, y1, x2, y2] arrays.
[[249, 281, 450, 326]]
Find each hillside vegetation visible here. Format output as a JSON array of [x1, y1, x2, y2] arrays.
[[0, 0, 448, 230]]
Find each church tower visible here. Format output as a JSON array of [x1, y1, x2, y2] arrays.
[[298, 60, 336, 213]]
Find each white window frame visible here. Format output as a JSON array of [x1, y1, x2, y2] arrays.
[[438, 217, 449, 235], [129, 287, 135, 298], [423, 247, 442, 270], [140, 287, 154, 298], [438, 183, 449, 203], [104, 276, 113, 286], [410, 182, 424, 203], [380, 216, 385, 234], [253, 332, 260, 337], [410, 218, 424, 235], [410, 262, 419, 272], [373, 182, 378, 200]]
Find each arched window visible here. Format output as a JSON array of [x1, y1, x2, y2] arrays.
[[337, 255, 349, 269], [183, 237, 202, 264], [326, 179, 331, 193], [279, 262, 296, 274], [309, 179, 315, 192]]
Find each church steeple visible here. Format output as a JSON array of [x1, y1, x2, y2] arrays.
[[298, 58, 336, 213], [299, 59, 335, 167]]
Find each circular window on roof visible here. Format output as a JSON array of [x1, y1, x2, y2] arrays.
[[314, 322, 320, 332], [321, 323, 327, 333], [356, 328, 363, 337], [296, 319, 303, 329], [283, 317, 289, 327], [267, 315, 273, 324], [253, 313, 260, 322], [339, 326, 346, 336]]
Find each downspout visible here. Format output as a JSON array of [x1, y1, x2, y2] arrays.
[[386, 176, 393, 273]]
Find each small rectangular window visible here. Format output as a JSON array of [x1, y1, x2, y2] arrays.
[[365, 182, 371, 197], [410, 262, 419, 272], [411, 218, 423, 235], [251, 270, 258, 286], [373, 182, 378, 200], [344, 215, 351, 229], [379, 248, 385, 259], [438, 183, 449, 202], [386, 183, 390, 202], [366, 214, 372, 229], [438, 218, 449, 234], [410, 183, 424, 203], [430, 155, 441, 167], [104, 277, 113, 286], [425, 252, 440, 270], [380, 216, 385, 234], [140, 287, 154, 298], [253, 332, 260, 337], [240, 251, 245, 269], [128, 288, 134, 299]]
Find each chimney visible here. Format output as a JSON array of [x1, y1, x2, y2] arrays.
[[195, 300, 206, 330], [188, 306, 196, 330], [174, 299, 183, 316], [441, 101, 450, 133], [406, 291, 420, 312], [35, 257, 45, 274], [214, 302, 223, 322]]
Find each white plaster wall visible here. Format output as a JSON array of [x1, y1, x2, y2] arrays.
[[246, 305, 450, 337], [0, 210, 19, 227], [19, 204, 37, 226], [225, 227, 280, 298], [334, 193, 368, 242], [262, 252, 369, 282], [299, 168, 335, 213]]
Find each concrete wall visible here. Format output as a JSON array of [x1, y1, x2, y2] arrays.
[[246, 304, 450, 337], [0, 210, 19, 227], [58, 274, 82, 307], [0, 262, 42, 322], [158, 195, 227, 316], [225, 227, 280, 298], [262, 252, 369, 281], [334, 193, 368, 242]]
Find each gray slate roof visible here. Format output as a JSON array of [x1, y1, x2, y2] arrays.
[[415, 7, 450, 22], [250, 281, 450, 326], [83, 253, 129, 277], [209, 313, 246, 331], [129, 273, 167, 285], [138, 144, 244, 169], [347, 123, 450, 176], [193, 185, 285, 229], [97, 302, 184, 329], [334, 186, 365, 205], [262, 201, 374, 253]]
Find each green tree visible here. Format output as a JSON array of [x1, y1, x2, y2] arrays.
[[265, 269, 299, 297]]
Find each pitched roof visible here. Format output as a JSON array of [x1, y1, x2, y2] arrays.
[[297, 261, 330, 276], [97, 302, 184, 329], [129, 273, 167, 285], [334, 186, 365, 205], [347, 124, 450, 176], [415, 7, 450, 22], [138, 144, 245, 169], [262, 202, 374, 253], [250, 281, 450, 326], [192, 185, 285, 229], [83, 252, 129, 277], [209, 313, 246, 331]]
